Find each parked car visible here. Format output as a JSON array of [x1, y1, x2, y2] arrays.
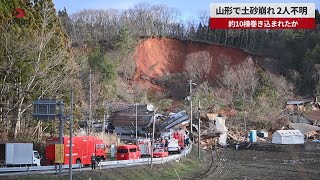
[[153, 148, 168, 158], [167, 139, 181, 154], [153, 143, 163, 150]]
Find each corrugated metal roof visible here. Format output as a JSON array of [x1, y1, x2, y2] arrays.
[[304, 110, 320, 122], [287, 101, 304, 105], [290, 123, 320, 134], [287, 97, 314, 105], [111, 116, 152, 126], [109, 104, 153, 126], [110, 102, 131, 111]]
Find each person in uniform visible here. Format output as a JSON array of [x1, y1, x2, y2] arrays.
[[91, 153, 96, 169]]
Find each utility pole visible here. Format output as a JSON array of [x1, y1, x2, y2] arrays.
[[150, 108, 158, 169], [135, 103, 138, 140], [103, 114, 106, 133], [198, 100, 201, 159], [69, 90, 73, 180], [244, 116, 247, 141], [103, 101, 107, 134], [89, 68, 92, 135], [188, 80, 196, 135], [189, 79, 193, 134], [105, 101, 111, 134], [58, 100, 64, 175], [150, 113, 155, 169]]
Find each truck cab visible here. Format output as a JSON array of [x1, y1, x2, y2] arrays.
[[33, 150, 41, 166]]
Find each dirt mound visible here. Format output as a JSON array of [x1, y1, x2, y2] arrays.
[[133, 38, 253, 89]]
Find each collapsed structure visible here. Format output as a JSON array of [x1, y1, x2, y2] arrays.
[[207, 113, 229, 147], [190, 113, 230, 149]]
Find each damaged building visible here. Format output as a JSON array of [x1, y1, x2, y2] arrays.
[[109, 104, 154, 136]]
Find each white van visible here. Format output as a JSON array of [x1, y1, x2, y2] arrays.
[[167, 139, 181, 154]]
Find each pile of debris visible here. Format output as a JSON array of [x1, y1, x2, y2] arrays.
[[289, 123, 320, 140], [196, 113, 229, 149], [227, 131, 247, 142]]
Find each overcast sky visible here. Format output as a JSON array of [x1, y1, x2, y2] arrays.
[[53, 0, 320, 21]]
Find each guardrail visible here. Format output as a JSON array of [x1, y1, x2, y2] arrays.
[[0, 164, 80, 173], [0, 145, 192, 175], [97, 144, 192, 169]]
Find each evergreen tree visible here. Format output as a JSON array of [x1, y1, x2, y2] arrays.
[[115, 27, 136, 80], [57, 7, 73, 36], [188, 25, 196, 40], [196, 23, 205, 41], [305, 44, 320, 64], [88, 47, 115, 80], [115, 27, 135, 55], [0, 0, 72, 138]]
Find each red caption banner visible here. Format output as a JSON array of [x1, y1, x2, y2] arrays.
[[210, 18, 315, 29], [210, 3, 316, 29]]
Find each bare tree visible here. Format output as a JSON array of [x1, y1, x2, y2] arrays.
[[198, 10, 209, 28], [213, 88, 233, 106], [68, 3, 184, 43], [117, 55, 136, 81], [267, 72, 294, 100], [219, 57, 293, 129], [221, 57, 258, 102], [185, 51, 213, 81]]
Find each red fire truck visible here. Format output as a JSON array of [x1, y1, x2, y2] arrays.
[[173, 131, 185, 149], [46, 136, 106, 165]]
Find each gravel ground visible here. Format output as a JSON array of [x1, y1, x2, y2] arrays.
[[199, 143, 320, 180]]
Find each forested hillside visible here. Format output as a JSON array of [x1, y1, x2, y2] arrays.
[[59, 4, 320, 95], [0, 0, 76, 141], [1, 1, 320, 142], [57, 3, 320, 129]]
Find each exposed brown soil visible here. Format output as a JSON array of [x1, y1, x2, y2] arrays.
[[193, 143, 320, 180], [132, 37, 254, 92]]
